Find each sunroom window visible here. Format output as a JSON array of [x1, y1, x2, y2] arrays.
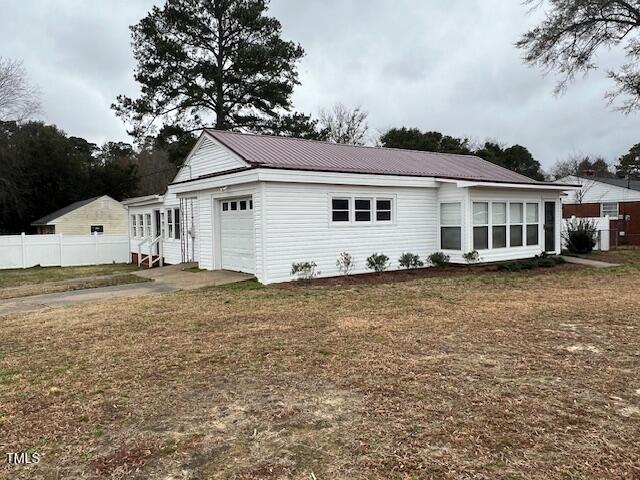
[[440, 202, 462, 250], [510, 203, 524, 247], [526, 203, 539, 246], [492, 203, 507, 249], [473, 202, 489, 250]]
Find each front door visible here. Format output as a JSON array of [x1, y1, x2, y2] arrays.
[[544, 201, 556, 253]]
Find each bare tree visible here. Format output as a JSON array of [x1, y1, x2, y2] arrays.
[[0, 57, 41, 121], [318, 103, 369, 145], [550, 155, 612, 180], [517, 0, 640, 113]]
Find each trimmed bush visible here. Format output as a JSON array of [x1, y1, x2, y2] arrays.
[[398, 252, 424, 269], [497, 255, 565, 272], [291, 261, 318, 281], [463, 250, 481, 266], [366, 253, 390, 273], [428, 251, 450, 267], [336, 252, 355, 276], [563, 218, 598, 254]]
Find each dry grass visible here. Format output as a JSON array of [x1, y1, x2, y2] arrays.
[[0, 264, 140, 288], [1, 265, 640, 479], [569, 246, 640, 265], [0, 274, 151, 300]]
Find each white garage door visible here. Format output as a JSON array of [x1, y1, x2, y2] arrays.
[[220, 197, 255, 274]]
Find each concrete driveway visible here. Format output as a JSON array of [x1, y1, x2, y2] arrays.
[[0, 265, 253, 316]]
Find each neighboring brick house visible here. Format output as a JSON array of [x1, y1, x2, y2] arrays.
[[558, 175, 640, 246]]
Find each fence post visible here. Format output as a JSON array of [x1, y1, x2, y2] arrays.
[[21, 232, 26, 269], [59, 234, 64, 266], [94, 232, 99, 265]]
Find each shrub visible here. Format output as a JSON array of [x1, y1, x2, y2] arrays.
[[497, 255, 565, 272], [462, 250, 481, 266], [563, 218, 598, 254], [428, 251, 450, 267], [291, 261, 318, 281], [398, 252, 424, 269], [366, 253, 390, 273], [336, 252, 355, 276]]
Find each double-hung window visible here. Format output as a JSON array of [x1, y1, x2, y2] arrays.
[[355, 199, 372, 222], [166, 209, 173, 238], [526, 203, 539, 246], [473, 202, 489, 250], [601, 202, 619, 218], [131, 215, 137, 238], [332, 198, 350, 222], [138, 214, 144, 238], [492, 203, 507, 249], [174, 209, 181, 239], [510, 203, 524, 247], [376, 199, 392, 222], [440, 203, 462, 250], [145, 213, 152, 237]]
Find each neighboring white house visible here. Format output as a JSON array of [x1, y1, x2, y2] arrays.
[[31, 195, 128, 235], [124, 130, 578, 284]]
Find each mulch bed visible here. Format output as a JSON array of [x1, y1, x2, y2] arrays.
[[277, 261, 583, 288]]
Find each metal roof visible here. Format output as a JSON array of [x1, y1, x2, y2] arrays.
[[205, 129, 556, 185], [31, 196, 103, 226], [580, 176, 640, 192]]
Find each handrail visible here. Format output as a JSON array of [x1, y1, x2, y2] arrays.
[[137, 235, 163, 268]]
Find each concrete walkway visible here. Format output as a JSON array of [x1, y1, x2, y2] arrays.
[[0, 265, 253, 316], [561, 255, 621, 268]]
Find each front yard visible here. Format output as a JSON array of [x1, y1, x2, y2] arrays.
[[1, 257, 640, 479]]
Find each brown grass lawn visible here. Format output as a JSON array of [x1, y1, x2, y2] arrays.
[[1, 261, 640, 479], [0, 264, 140, 289]]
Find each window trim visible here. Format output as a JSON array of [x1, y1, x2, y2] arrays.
[[509, 202, 524, 248], [473, 202, 489, 251], [354, 197, 373, 223], [439, 202, 462, 251], [526, 202, 540, 247], [601, 202, 619, 218], [492, 202, 507, 249], [131, 215, 137, 238], [329, 195, 396, 226]]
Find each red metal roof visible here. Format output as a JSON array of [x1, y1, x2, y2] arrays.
[[205, 129, 546, 185]]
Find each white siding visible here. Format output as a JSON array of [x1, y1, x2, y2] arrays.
[[559, 176, 640, 204], [173, 135, 247, 183], [261, 182, 438, 284], [468, 187, 562, 261]]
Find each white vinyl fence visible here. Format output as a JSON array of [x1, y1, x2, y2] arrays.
[[0, 234, 130, 270], [562, 216, 610, 251]]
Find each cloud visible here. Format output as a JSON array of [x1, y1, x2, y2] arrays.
[[0, 0, 637, 168]]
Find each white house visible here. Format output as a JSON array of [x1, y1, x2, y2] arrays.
[[124, 130, 577, 283]]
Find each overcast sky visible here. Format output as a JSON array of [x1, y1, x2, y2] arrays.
[[1, 0, 637, 170]]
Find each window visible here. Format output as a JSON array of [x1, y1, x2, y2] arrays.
[[131, 215, 137, 238], [602, 202, 619, 218], [376, 199, 392, 222], [174, 209, 181, 240], [510, 203, 524, 247], [473, 202, 489, 250], [222, 202, 229, 211], [91, 225, 104, 234], [526, 203, 539, 246], [332, 198, 350, 222], [492, 202, 507, 249], [230, 201, 237, 211], [355, 199, 372, 222], [240, 200, 247, 210], [249, 200, 253, 210], [145, 213, 151, 237], [440, 202, 462, 250], [138, 214, 144, 238], [166, 209, 173, 238]]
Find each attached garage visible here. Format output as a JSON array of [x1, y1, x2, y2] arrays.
[[219, 197, 255, 274]]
